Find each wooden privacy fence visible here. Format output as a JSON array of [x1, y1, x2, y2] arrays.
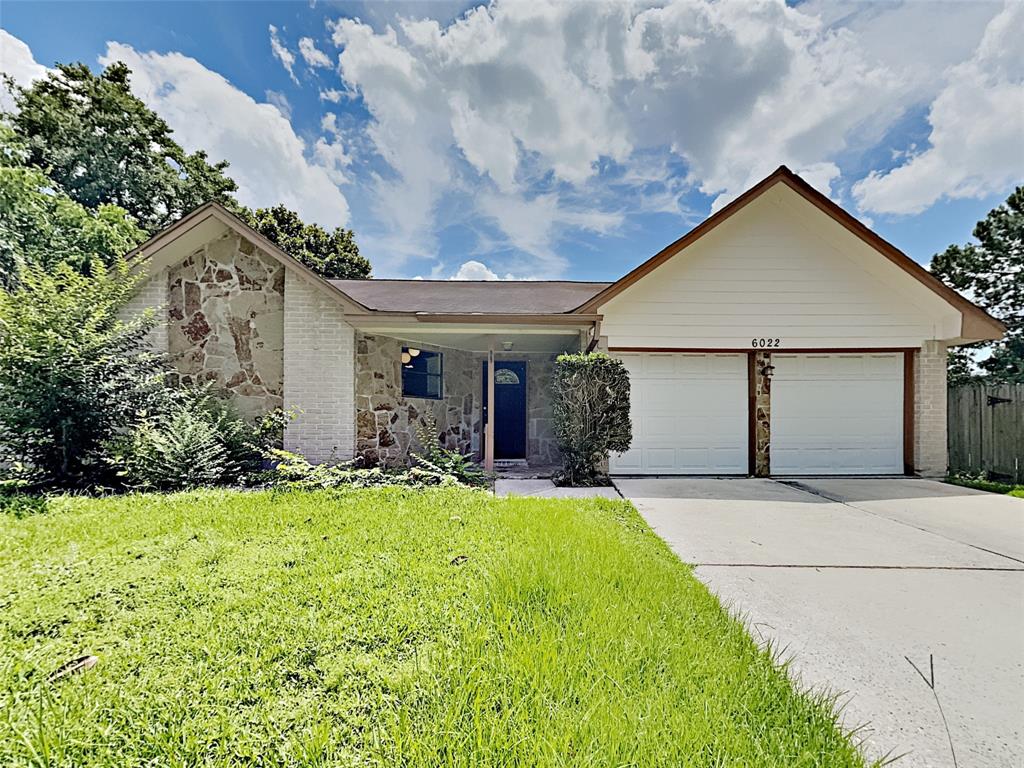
[[948, 383, 1024, 481]]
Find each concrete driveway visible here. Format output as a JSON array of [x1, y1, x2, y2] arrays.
[[615, 477, 1024, 768]]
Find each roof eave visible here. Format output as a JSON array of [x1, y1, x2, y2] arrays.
[[345, 312, 601, 326]]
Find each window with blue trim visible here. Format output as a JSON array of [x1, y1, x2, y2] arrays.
[[401, 347, 442, 399]]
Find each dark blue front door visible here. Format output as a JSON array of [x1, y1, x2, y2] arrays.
[[483, 361, 527, 459]]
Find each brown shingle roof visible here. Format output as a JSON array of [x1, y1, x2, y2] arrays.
[[328, 279, 611, 314]]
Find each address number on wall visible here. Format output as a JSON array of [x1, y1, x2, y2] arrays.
[[751, 338, 781, 348]]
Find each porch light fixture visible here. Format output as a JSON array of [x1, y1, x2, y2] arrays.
[[760, 363, 776, 378], [502, 341, 514, 351]]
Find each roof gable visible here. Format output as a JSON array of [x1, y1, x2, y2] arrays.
[[575, 167, 1004, 341], [127, 202, 371, 314]]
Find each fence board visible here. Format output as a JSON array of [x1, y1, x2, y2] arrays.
[[948, 383, 1024, 481]]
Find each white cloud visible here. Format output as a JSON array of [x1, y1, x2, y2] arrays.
[[269, 25, 299, 84], [313, 134, 352, 185], [802, 0, 1002, 98], [299, 37, 332, 68], [319, 87, 344, 103], [265, 89, 291, 120], [0, 29, 48, 111], [100, 43, 350, 227], [452, 260, 500, 280], [853, 2, 1024, 215], [324, 0, 924, 273]]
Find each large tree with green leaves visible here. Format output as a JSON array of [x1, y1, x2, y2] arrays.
[[5, 61, 370, 279], [5, 61, 237, 233], [0, 126, 145, 284], [238, 204, 371, 279], [930, 187, 1023, 384]]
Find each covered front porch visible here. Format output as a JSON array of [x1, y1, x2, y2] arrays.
[[347, 315, 599, 471]]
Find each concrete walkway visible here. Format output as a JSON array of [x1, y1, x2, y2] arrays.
[[616, 477, 1024, 768], [494, 478, 621, 499]]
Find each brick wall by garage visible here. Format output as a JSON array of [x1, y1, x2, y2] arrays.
[[914, 340, 948, 477], [283, 271, 355, 463]]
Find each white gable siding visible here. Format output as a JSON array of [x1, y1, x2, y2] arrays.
[[283, 270, 355, 463], [599, 189, 959, 350]]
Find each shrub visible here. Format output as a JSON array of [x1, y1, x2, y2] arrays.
[[108, 387, 288, 491], [265, 415, 489, 491], [413, 413, 489, 487], [0, 479, 46, 517], [109, 402, 231, 490], [266, 450, 472, 490], [551, 352, 632, 486], [0, 259, 163, 489]]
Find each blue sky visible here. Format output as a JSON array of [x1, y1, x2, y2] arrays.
[[2, 0, 1021, 280]]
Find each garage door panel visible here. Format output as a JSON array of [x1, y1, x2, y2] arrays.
[[613, 448, 643, 470], [610, 353, 747, 474], [646, 354, 678, 376], [772, 353, 902, 475], [711, 355, 747, 376]]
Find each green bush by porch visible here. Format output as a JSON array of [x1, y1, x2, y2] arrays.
[[1, 488, 865, 766], [551, 352, 632, 486]]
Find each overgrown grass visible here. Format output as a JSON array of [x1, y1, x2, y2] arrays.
[[946, 475, 1024, 498], [1, 488, 867, 766]]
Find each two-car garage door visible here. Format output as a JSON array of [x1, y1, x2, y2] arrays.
[[609, 352, 903, 475]]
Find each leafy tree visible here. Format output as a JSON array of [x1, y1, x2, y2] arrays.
[[238, 205, 371, 279], [0, 126, 145, 284], [0, 258, 163, 488], [5, 61, 237, 232], [930, 187, 1023, 384], [5, 63, 371, 280]]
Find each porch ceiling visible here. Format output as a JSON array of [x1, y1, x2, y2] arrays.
[[355, 326, 583, 353]]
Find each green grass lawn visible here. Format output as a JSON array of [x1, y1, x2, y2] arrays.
[[1, 488, 867, 767], [946, 476, 1024, 498]]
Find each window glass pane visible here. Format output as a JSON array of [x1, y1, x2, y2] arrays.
[[425, 374, 441, 398], [402, 348, 442, 399]]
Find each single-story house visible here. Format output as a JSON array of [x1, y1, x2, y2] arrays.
[[124, 166, 1004, 478]]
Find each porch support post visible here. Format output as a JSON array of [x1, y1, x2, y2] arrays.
[[485, 346, 495, 472]]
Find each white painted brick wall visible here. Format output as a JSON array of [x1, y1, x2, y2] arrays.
[[119, 267, 168, 355], [914, 340, 948, 477], [283, 270, 355, 463]]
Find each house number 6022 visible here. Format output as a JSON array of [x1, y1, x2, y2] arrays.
[[751, 338, 781, 348]]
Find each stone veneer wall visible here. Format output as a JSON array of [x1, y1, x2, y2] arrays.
[[283, 271, 355, 463], [914, 340, 948, 477], [753, 351, 771, 477], [166, 232, 284, 420], [354, 332, 561, 466], [355, 333, 478, 466]]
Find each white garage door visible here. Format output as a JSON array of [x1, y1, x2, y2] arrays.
[[610, 353, 748, 474], [771, 354, 903, 475]]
